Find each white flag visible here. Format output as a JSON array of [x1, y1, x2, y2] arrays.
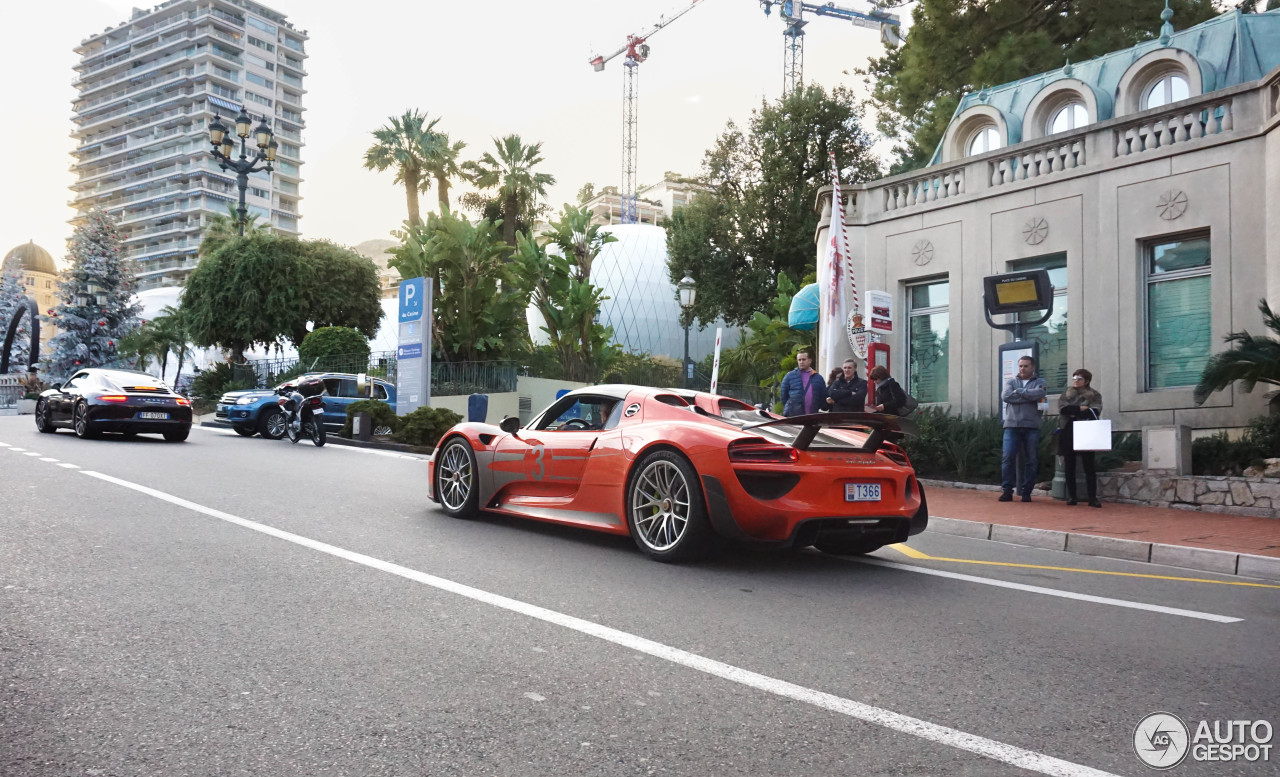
[[818, 153, 857, 376]]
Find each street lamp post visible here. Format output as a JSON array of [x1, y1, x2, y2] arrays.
[[678, 275, 697, 389], [208, 108, 277, 236]]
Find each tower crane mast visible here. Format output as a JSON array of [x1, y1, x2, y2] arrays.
[[589, 0, 708, 224], [759, 0, 902, 97]]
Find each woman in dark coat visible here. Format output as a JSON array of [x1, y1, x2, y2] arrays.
[[1058, 368, 1105, 507], [826, 358, 868, 413], [866, 365, 906, 415]]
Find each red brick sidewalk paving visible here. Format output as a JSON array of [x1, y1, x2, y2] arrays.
[[926, 486, 1280, 558]]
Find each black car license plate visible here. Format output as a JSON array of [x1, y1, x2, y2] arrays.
[[138, 411, 169, 420]]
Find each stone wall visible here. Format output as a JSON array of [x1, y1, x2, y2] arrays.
[[1098, 470, 1280, 518]]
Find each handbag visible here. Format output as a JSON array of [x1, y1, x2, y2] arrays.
[[1072, 409, 1111, 451]]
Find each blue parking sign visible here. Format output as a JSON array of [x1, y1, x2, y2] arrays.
[[399, 277, 425, 323]]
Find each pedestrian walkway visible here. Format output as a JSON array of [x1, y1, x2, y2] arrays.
[[927, 484, 1280, 558]]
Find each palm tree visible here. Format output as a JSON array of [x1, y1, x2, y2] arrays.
[[465, 135, 556, 246], [422, 127, 466, 215], [1194, 299, 1280, 407], [364, 110, 437, 226], [120, 307, 192, 385]]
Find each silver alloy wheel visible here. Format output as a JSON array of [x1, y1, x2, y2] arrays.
[[35, 400, 48, 431], [265, 410, 286, 439], [437, 442, 474, 512], [74, 403, 88, 436], [630, 459, 691, 552]]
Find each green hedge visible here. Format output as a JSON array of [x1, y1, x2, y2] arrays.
[[340, 400, 401, 439], [1191, 414, 1280, 476], [190, 362, 255, 399], [394, 406, 463, 449], [899, 408, 1142, 485]]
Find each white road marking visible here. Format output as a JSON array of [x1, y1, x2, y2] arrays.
[[193, 425, 425, 460], [854, 557, 1242, 624], [23, 452, 41, 457], [40, 457, 58, 462], [57, 463, 79, 469], [0, 441, 10, 446], [79, 468, 1120, 777], [9, 447, 25, 452]]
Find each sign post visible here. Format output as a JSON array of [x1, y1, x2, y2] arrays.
[[396, 277, 433, 415]]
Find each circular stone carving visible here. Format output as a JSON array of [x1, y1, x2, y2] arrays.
[[1022, 217, 1049, 245], [911, 239, 935, 266], [1157, 189, 1188, 221]]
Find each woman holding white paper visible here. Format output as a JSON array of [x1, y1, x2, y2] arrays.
[[1058, 368, 1105, 507]]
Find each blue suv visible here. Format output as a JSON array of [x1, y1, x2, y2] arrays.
[[216, 372, 397, 439]]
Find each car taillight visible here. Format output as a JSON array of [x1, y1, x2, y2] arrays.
[[175, 397, 191, 406], [99, 395, 128, 402], [728, 439, 798, 463]]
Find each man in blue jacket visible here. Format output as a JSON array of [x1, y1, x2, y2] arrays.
[[780, 350, 827, 417], [1000, 355, 1048, 502]]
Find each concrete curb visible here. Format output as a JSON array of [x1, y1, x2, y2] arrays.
[[200, 419, 432, 456], [925, 515, 1280, 583]]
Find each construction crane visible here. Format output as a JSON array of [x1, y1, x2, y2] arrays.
[[589, 0, 707, 224], [759, 1, 902, 97]]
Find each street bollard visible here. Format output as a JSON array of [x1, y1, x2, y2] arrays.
[[467, 393, 488, 423], [353, 411, 373, 442]]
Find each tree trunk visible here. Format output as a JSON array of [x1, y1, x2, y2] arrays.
[[502, 195, 518, 246], [405, 169, 422, 225], [173, 350, 185, 390], [436, 174, 450, 214]]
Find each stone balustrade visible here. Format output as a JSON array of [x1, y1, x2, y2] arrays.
[[1113, 98, 1234, 157], [826, 76, 1274, 224], [988, 138, 1086, 186]]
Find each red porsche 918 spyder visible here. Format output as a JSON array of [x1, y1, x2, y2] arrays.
[[426, 385, 926, 562]]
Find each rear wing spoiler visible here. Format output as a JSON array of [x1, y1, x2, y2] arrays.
[[742, 412, 918, 452]]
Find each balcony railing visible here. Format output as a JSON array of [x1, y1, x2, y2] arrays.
[[837, 81, 1267, 224]]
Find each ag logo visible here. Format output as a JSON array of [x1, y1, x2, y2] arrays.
[[1134, 712, 1190, 769]]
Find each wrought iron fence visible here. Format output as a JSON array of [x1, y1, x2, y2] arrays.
[[233, 353, 516, 396], [0, 375, 22, 409]]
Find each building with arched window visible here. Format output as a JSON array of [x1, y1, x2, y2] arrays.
[[816, 8, 1280, 434]]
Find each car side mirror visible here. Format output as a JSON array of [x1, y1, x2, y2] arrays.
[[52, 383, 62, 391], [499, 416, 521, 434]]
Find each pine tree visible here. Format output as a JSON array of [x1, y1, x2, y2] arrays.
[[0, 256, 33, 373], [46, 211, 141, 376]]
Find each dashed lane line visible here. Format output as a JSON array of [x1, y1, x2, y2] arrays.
[[887, 543, 1280, 589], [77, 467, 1121, 777]]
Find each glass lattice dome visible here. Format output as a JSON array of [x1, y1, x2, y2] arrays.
[[527, 224, 736, 361]]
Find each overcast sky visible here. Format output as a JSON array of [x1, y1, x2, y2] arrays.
[[1, 0, 910, 266]]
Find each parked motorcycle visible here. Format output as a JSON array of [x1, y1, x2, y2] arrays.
[[276, 378, 326, 447]]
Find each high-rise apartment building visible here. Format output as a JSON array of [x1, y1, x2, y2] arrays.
[[70, 0, 307, 290]]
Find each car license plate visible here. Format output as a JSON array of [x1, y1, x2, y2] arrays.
[[216, 404, 226, 413], [845, 482, 881, 502], [138, 412, 169, 420]]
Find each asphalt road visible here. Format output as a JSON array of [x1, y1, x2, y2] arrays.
[[2, 415, 1277, 777]]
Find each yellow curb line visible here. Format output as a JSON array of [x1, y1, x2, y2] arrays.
[[887, 544, 1280, 589]]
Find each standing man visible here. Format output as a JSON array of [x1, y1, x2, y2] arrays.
[[1000, 355, 1047, 502], [826, 358, 867, 412], [780, 350, 827, 417]]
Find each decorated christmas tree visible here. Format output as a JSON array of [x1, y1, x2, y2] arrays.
[[0, 256, 33, 373], [45, 211, 141, 376]]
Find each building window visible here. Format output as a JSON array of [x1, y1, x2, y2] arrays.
[[906, 279, 949, 403], [246, 72, 273, 88], [249, 186, 269, 199], [1011, 254, 1068, 393], [284, 37, 304, 52], [245, 92, 273, 107], [1143, 73, 1190, 110], [1145, 234, 1211, 390], [966, 125, 1001, 156], [248, 35, 275, 53], [245, 52, 275, 71], [247, 17, 277, 35], [1048, 101, 1088, 134]]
